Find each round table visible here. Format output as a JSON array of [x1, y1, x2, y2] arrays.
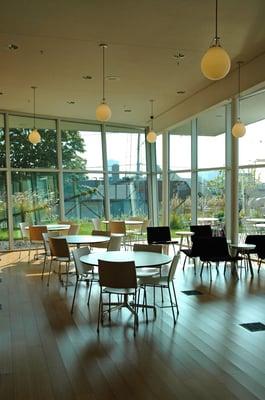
[[80, 250, 172, 268], [26, 224, 70, 231], [175, 231, 194, 250], [229, 243, 256, 277], [64, 235, 110, 247]]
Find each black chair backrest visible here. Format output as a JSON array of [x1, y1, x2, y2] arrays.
[[246, 234, 265, 258], [147, 226, 172, 244], [196, 237, 230, 261], [190, 225, 212, 238]]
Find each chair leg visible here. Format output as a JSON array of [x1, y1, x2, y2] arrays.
[[71, 276, 79, 314], [193, 257, 197, 275], [171, 282, 179, 315], [97, 289, 103, 333], [167, 285, 176, 324], [41, 254, 47, 280], [47, 258, 53, 287], [182, 255, 187, 270]]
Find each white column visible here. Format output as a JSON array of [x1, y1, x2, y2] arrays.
[[231, 97, 239, 244], [162, 132, 169, 225]]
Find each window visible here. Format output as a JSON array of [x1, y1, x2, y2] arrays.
[[9, 116, 57, 168], [0, 114, 5, 168]]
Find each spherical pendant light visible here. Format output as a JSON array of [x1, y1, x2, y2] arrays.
[[232, 120, 246, 138], [96, 44, 112, 122], [28, 86, 41, 144], [201, 0, 231, 81], [146, 130, 157, 143], [201, 44, 231, 80], [28, 128, 41, 144], [96, 102, 112, 122]]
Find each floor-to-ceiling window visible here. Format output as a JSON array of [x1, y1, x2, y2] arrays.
[[169, 122, 191, 230], [61, 121, 104, 232], [197, 106, 226, 231], [238, 90, 265, 235], [106, 126, 147, 218]]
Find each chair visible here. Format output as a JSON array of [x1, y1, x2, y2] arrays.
[[68, 223, 80, 235], [91, 229, 111, 249], [245, 234, 265, 273], [138, 253, 180, 324], [28, 225, 48, 261], [97, 260, 140, 336], [133, 243, 163, 277], [133, 219, 150, 243], [41, 231, 61, 278], [92, 217, 101, 230], [109, 220, 127, 248], [107, 235, 122, 251], [181, 225, 213, 272], [71, 247, 94, 314], [147, 226, 178, 253], [47, 237, 72, 287], [198, 237, 241, 281]]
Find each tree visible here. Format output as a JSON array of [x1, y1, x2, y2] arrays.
[[4, 128, 87, 169]]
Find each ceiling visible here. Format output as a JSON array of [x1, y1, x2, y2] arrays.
[[1, 0, 265, 129]]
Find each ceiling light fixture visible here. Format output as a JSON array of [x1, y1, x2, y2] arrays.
[[232, 61, 246, 138], [28, 86, 41, 145], [96, 43, 112, 122], [146, 99, 157, 144], [201, 0, 231, 80]]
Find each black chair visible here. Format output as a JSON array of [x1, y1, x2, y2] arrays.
[[147, 226, 178, 253], [190, 224, 212, 237], [245, 234, 265, 273], [181, 225, 213, 272], [197, 237, 241, 281]]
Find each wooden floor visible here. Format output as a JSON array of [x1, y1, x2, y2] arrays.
[[0, 250, 264, 400]]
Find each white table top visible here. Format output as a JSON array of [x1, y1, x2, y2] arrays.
[[246, 218, 265, 223], [80, 251, 172, 268], [229, 243, 256, 250], [64, 235, 110, 245], [102, 220, 143, 226], [197, 217, 219, 223], [26, 224, 70, 231], [175, 231, 194, 236]]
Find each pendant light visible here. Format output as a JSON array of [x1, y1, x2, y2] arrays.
[[232, 61, 246, 138], [96, 43, 112, 122], [146, 99, 157, 143], [28, 86, 41, 144], [201, 0, 231, 80]]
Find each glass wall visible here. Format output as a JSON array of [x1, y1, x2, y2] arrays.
[[0, 173, 8, 249], [106, 126, 147, 218], [169, 122, 192, 231], [0, 114, 5, 168], [9, 116, 57, 168]]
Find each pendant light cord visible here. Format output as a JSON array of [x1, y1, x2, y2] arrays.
[[215, 0, 218, 41], [100, 44, 107, 103], [150, 99, 154, 130], [31, 86, 37, 129], [237, 61, 243, 118]]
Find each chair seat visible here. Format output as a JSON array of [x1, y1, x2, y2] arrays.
[[138, 275, 168, 286], [103, 287, 137, 295], [136, 268, 160, 278]]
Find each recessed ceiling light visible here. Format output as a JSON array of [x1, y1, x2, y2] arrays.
[[8, 44, 18, 51], [82, 75, 93, 80], [216, 114, 223, 118], [176, 90, 185, 94], [123, 105, 132, 112], [67, 101, 75, 104], [106, 76, 120, 81]]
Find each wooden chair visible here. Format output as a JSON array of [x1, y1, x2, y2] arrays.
[[97, 260, 140, 336], [91, 229, 111, 249], [109, 220, 127, 248], [68, 224, 80, 235], [107, 235, 122, 251], [47, 237, 72, 287], [28, 225, 48, 261]]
